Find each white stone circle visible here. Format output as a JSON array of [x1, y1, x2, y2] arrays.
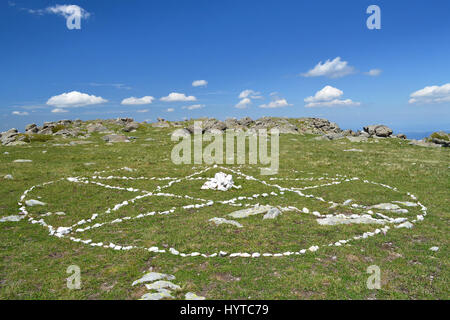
[[16, 165, 428, 258]]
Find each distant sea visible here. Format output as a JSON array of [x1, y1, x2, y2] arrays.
[[402, 131, 435, 140]]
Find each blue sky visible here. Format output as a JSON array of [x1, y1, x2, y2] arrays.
[[1, 0, 449, 134]]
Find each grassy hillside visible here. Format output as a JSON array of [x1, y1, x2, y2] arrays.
[[0, 123, 448, 299]]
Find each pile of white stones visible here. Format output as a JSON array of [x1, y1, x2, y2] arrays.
[[201, 172, 239, 191]]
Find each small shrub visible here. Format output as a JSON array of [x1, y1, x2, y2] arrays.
[[52, 124, 66, 133]]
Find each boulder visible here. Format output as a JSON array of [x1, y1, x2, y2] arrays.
[[37, 127, 53, 135], [363, 124, 393, 137], [238, 116, 254, 127], [171, 128, 191, 138], [428, 131, 449, 147], [122, 122, 140, 132], [25, 124, 39, 133], [87, 123, 108, 133], [1, 128, 19, 145]]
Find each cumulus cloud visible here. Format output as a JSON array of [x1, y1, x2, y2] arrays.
[[304, 85, 343, 103], [259, 98, 292, 109], [182, 104, 205, 110], [234, 89, 263, 109], [239, 89, 262, 99], [121, 96, 154, 105], [47, 91, 107, 107], [364, 69, 382, 76], [304, 85, 360, 108], [46, 5, 90, 19], [51, 108, 69, 113], [301, 57, 355, 78], [12, 111, 29, 116], [409, 83, 450, 104], [192, 80, 208, 87], [166, 108, 175, 112], [160, 92, 197, 102], [235, 98, 252, 109], [21, 4, 90, 19]]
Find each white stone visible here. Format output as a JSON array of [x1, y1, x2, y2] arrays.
[[429, 246, 439, 252], [25, 199, 46, 206], [132, 272, 175, 286], [185, 292, 206, 300]]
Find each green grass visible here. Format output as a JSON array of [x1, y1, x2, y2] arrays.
[[0, 125, 448, 299]]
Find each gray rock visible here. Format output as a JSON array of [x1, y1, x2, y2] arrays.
[[317, 216, 385, 225], [209, 217, 243, 228], [87, 123, 108, 133], [141, 292, 173, 300], [25, 199, 46, 206], [0, 215, 25, 222], [263, 207, 282, 220], [369, 203, 401, 211], [228, 205, 273, 219], [102, 134, 130, 143], [37, 127, 53, 135], [132, 272, 175, 286], [346, 136, 368, 142], [185, 292, 206, 300], [145, 280, 181, 291], [122, 122, 140, 132], [363, 124, 393, 137]]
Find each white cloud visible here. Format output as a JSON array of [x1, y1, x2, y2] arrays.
[[235, 98, 252, 109], [46, 5, 90, 20], [301, 57, 355, 78], [304, 85, 343, 103], [160, 92, 197, 102], [259, 99, 292, 109], [23, 4, 90, 20], [239, 89, 262, 99], [136, 109, 149, 113], [182, 104, 205, 110], [121, 96, 154, 105], [12, 111, 29, 116], [364, 69, 382, 76], [192, 80, 208, 87], [409, 83, 450, 104], [166, 108, 175, 112], [51, 108, 69, 113], [305, 99, 360, 108], [304, 85, 360, 108], [47, 91, 107, 107]]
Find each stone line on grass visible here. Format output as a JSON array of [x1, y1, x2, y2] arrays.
[[13, 165, 428, 258]]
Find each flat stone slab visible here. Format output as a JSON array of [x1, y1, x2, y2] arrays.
[[369, 203, 401, 211], [25, 199, 46, 207], [145, 280, 181, 291], [141, 291, 173, 300], [263, 207, 282, 220], [185, 292, 206, 300], [228, 205, 272, 219], [317, 216, 386, 226], [0, 215, 25, 223], [132, 272, 175, 286], [209, 217, 243, 228]]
